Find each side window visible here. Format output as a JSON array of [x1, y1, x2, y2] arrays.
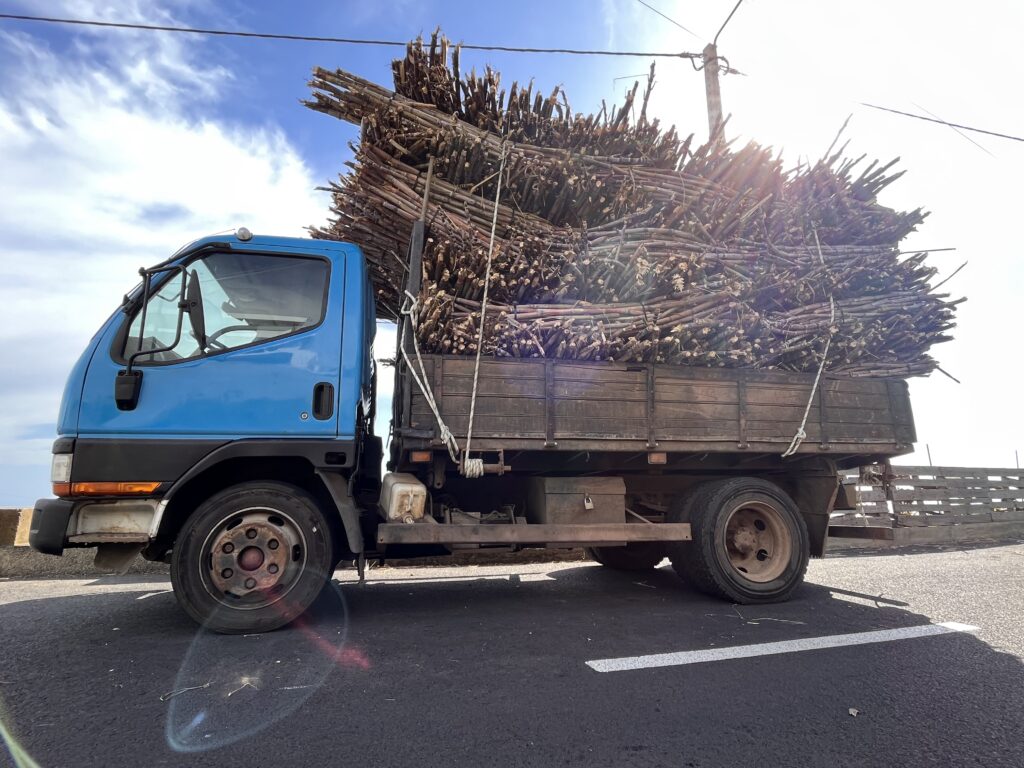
[[124, 252, 328, 363]]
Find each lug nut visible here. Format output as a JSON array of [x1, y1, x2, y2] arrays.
[[268, 564, 279, 574], [221, 568, 233, 578], [267, 539, 279, 550], [223, 542, 234, 554], [246, 528, 257, 539], [244, 578, 256, 589]]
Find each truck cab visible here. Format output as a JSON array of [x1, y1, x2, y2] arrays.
[[32, 231, 380, 633]]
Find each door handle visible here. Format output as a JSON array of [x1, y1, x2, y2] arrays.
[[312, 382, 334, 420]]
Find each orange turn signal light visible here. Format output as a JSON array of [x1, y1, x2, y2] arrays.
[[53, 481, 161, 498], [409, 450, 432, 463]]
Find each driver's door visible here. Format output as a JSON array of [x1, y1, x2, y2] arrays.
[[78, 248, 344, 439]]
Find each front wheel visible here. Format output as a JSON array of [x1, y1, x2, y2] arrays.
[[170, 482, 334, 634], [667, 477, 809, 604]]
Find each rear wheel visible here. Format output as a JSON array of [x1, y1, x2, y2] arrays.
[[170, 482, 334, 634], [668, 477, 809, 604], [586, 542, 666, 571]]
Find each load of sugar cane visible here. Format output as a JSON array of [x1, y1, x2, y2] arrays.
[[305, 33, 961, 377]]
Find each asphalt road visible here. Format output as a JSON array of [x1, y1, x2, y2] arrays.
[[1, 541, 1022, 768]]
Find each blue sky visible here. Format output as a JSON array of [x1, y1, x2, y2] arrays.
[[0, 0, 1022, 505]]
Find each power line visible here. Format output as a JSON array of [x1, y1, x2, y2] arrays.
[[0, 13, 703, 59], [714, 0, 745, 46], [633, 0, 700, 39], [861, 103, 1024, 144], [911, 101, 995, 158]]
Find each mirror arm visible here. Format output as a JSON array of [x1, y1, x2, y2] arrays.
[[125, 265, 188, 372], [185, 269, 207, 351]]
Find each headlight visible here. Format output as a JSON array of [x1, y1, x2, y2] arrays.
[[51, 453, 73, 483]]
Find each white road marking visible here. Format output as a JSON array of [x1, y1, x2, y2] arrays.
[[136, 590, 173, 600], [585, 622, 979, 672]]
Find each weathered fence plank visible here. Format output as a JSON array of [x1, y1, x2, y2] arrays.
[[831, 465, 1024, 542]]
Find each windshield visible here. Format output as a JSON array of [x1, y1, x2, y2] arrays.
[[124, 252, 328, 362]]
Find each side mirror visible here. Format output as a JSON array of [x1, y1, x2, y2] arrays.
[[115, 369, 143, 411], [116, 263, 191, 412], [185, 269, 207, 350]]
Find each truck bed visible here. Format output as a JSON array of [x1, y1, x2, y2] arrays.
[[395, 355, 916, 460]]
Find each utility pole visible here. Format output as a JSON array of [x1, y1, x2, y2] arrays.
[[702, 43, 723, 141], [926, 443, 933, 467]]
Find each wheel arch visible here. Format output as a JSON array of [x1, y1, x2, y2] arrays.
[[782, 463, 841, 559], [146, 455, 351, 563]]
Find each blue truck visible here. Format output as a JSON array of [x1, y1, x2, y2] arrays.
[[30, 228, 915, 633]]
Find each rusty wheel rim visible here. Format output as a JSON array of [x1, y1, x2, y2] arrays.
[[203, 507, 306, 609], [722, 501, 791, 583]]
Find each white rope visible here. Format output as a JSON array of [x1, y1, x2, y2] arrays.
[[782, 229, 835, 458], [399, 291, 461, 464], [463, 141, 510, 479]]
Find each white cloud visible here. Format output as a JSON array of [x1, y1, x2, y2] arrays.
[[0, 4, 329, 503]]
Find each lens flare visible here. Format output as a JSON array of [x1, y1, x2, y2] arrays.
[[166, 575, 362, 753]]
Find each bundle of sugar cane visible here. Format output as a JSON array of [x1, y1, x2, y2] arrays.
[[306, 31, 961, 378]]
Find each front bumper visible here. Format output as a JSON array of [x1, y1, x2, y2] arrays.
[[30, 498, 75, 556]]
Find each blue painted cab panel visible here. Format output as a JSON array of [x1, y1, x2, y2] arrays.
[[74, 235, 370, 441]]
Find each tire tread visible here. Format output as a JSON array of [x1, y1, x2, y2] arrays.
[[668, 477, 809, 604]]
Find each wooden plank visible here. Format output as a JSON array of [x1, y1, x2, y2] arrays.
[[824, 377, 888, 395], [829, 424, 898, 441], [449, 435, 907, 453], [545, 359, 556, 446], [654, 401, 738, 420], [827, 525, 895, 541], [743, 403, 897, 426], [893, 502, 1015, 515], [891, 488, 1024, 502], [438, 374, 546, 397], [854, 496, 889, 505], [554, 419, 648, 439], [891, 521, 1024, 545], [646, 363, 658, 449], [378, 522, 692, 545], [889, 478, 1024, 490], [893, 494, 1024, 507], [435, 394, 546, 418], [736, 374, 748, 449], [747, 423, 823, 440], [818, 375, 830, 448], [555, 400, 646, 419], [442, 357, 546, 379], [413, 414, 546, 437], [654, 421, 741, 440], [891, 466, 1024, 478], [992, 508, 1024, 522], [655, 382, 738, 404], [829, 513, 893, 526], [823, 392, 892, 410], [896, 512, 994, 527], [745, 385, 820, 407], [553, 380, 646, 399], [746, 403, 821, 422], [854, 501, 890, 511], [553, 364, 645, 385]]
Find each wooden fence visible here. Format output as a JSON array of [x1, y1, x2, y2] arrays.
[[829, 465, 1024, 544]]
